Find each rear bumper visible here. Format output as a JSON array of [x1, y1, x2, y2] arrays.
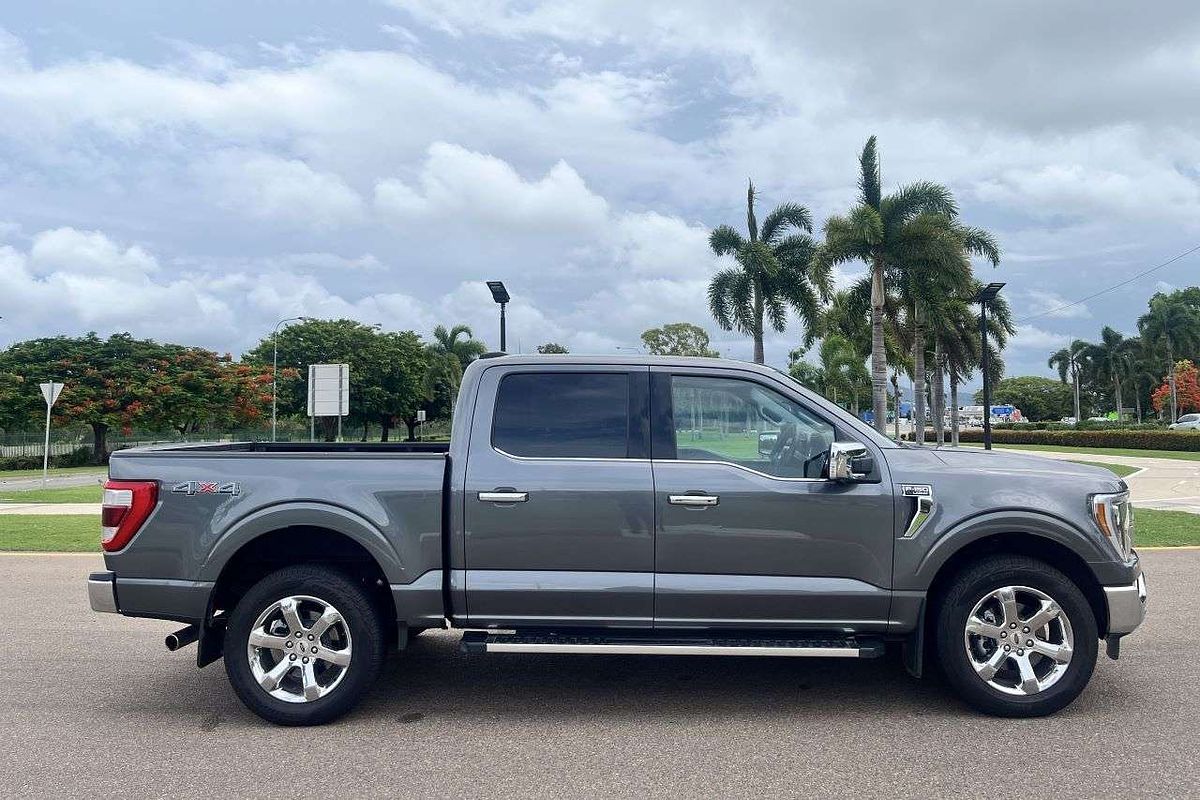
[[88, 571, 118, 613], [1104, 570, 1148, 636], [86, 571, 211, 622]]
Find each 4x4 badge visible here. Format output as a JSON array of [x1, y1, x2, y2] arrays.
[[171, 481, 241, 497]]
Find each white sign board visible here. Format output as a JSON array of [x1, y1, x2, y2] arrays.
[[40, 381, 64, 406], [416, 409, 426, 422], [307, 364, 350, 417]]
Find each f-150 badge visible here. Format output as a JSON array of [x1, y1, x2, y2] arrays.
[[171, 481, 241, 496], [900, 484, 932, 497]]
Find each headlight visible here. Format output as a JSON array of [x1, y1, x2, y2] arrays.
[[1091, 491, 1134, 561]]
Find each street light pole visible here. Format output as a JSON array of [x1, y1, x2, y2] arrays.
[[271, 316, 304, 442], [976, 282, 1005, 451], [486, 281, 511, 353]]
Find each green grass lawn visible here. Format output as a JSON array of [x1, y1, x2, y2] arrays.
[[1068, 460, 1140, 478], [0, 465, 106, 479], [1, 515, 99, 551], [1133, 508, 1200, 547], [960, 442, 1200, 461], [0, 484, 103, 504]]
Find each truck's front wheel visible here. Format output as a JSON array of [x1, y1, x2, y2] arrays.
[[224, 565, 386, 725], [935, 555, 1098, 717]]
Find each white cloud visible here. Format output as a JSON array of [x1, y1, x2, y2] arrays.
[[201, 150, 366, 229], [374, 142, 608, 234], [1018, 289, 1091, 320], [1010, 324, 1072, 351], [29, 227, 159, 276]]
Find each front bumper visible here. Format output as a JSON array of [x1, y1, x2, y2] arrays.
[[1103, 570, 1148, 636], [88, 571, 118, 614]]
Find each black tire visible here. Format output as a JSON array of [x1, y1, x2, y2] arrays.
[[935, 554, 1098, 717], [224, 565, 386, 726]]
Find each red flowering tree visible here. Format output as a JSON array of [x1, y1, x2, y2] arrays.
[[1152, 360, 1200, 418]]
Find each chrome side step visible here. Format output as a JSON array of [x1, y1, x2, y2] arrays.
[[461, 631, 884, 659]]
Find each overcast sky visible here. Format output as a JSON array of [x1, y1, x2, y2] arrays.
[[1, 1, 1198, 389]]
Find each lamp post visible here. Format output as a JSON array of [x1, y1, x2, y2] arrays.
[[975, 282, 1005, 450], [486, 281, 510, 352], [271, 316, 304, 442]]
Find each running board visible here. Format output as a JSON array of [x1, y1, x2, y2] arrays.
[[461, 631, 884, 659]]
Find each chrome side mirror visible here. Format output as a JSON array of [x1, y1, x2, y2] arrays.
[[827, 442, 872, 481]]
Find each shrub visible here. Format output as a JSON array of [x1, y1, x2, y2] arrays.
[[953, 428, 1200, 451]]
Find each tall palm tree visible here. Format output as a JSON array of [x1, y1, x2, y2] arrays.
[[1049, 340, 1092, 423], [709, 180, 830, 364], [817, 136, 983, 434], [814, 334, 868, 411], [1086, 327, 1133, 421], [939, 281, 1013, 444], [1138, 296, 1200, 421]]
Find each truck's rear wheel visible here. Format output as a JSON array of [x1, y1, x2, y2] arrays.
[[935, 555, 1097, 717], [224, 565, 385, 725]]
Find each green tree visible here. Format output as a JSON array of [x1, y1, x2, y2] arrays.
[[1138, 295, 1200, 421], [974, 376, 1075, 422], [246, 319, 393, 440], [641, 323, 720, 357], [816, 136, 994, 434], [424, 324, 487, 414], [1048, 340, 1093, 422], [708, 180, 829, 364], [1085, 326, 1134, 421], [536, 342, 569, 354], [363, 331, 429, 441], [939, 281, 1013, 444], [1, 333, 171, 461]]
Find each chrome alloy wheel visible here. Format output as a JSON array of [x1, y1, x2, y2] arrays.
[[963, 585, 1074, 696], [246, 595, 353, 703]]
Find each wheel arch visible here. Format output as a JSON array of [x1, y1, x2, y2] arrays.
[[923, 531, 1110, 639]]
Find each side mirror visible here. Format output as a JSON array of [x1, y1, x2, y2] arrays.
[[826, 442, 873, 481]]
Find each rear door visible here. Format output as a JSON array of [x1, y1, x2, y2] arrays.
[[650, 367, 895, 631], [462, 364, 654, 628]]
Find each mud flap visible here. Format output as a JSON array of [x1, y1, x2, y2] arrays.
[[902, 599, 925, 679], [197, 613, 226, 668]]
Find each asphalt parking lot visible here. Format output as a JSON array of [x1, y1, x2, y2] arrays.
[[4, 551, 1197, 799]]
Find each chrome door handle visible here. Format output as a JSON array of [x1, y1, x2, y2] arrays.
[[478, 491, 528, 503], [669, 494, 719, 507]]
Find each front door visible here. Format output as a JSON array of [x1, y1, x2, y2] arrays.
[[650, 368, 894, 631], [463, 364, 654, 628]]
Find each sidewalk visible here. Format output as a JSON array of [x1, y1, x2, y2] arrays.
[[0, 503, 99, 515]]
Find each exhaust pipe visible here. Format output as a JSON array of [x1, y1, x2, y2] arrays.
[[165, 624, 200, 652]]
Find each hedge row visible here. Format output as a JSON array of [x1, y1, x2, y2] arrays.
[[953, 428, 1200, 451], [0, 447, 95, 472], [991, 421, 1168, 432]]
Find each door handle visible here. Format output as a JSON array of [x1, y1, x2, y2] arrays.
[[478, 491, 528, 503], [669, 494, 719, 507]]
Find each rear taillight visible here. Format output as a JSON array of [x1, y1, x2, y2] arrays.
[[101, 480, 158, 552]]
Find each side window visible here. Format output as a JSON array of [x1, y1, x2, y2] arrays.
[[669, 375, 835, 478], [493, 372, 631, 458]]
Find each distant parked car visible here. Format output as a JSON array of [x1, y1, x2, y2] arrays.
[[1169, 413, 1200, 431]]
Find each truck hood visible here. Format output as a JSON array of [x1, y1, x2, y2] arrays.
[[885, 444, 1125, 490], [926, 443, 1123, 482]]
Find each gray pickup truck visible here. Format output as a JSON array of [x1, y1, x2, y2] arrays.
[[89, 355, 1147, 725]]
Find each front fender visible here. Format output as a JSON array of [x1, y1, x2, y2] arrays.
[[197, 501, 405, 584], [899, 509, 1113, 592]]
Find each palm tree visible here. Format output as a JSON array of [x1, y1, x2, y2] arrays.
[[430, 324, 486, 369], [1138, 296, 1200, 421], [425, 324, 486, 412], [814, 334, 868, 411], [817, 136, 982, 434], [709, 180, 830, 364], [940, 281, 1013, 444], [1049, 340, 1092, 423], [1086, 327, 1133, 421]]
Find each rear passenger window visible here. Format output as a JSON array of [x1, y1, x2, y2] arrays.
[[493, 372, 630, 458]]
